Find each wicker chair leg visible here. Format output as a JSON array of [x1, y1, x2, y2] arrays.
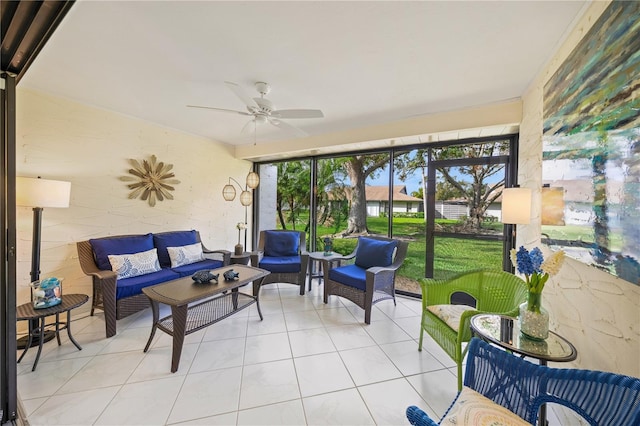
[[418, 326, 424, 351]]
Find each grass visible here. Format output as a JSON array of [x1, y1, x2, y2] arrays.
[[292, 215, 504, 288]]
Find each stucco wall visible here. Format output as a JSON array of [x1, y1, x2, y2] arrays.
[[519, 0, 639, 378], [15, 89, 252, 320]]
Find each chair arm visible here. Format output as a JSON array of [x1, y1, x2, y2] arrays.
[[203, 248, 231, 265], [406, 406, 439, 426], [249, 251, 264, 267]]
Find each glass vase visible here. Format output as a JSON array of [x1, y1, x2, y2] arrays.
[[519, 291, 549, 340]]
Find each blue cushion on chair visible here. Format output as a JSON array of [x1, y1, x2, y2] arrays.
[[260, 255, 301, 273], [264, 231, 299, 257], [90, 234, 154, 271], [153, 230, 198, 268], [354, 237, 397, 269], [329, 264, 367, 291]]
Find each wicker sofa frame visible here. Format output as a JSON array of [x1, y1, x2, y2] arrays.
[[250, 230, 309, 295], [322, 236, 408, 324], [77, 231, 230, 338], [419, 269, 528, 390]]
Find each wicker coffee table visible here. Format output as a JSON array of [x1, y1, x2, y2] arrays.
[[142, 265, 269, 372]]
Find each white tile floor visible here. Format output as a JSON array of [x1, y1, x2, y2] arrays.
[[14, 281, 491, 425]]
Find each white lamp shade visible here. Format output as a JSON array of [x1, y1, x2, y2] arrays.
[[501, 187, 532, 225], [16, 177, 71, 208]]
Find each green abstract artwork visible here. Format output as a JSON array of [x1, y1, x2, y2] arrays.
[[542, 0, 640, 285]]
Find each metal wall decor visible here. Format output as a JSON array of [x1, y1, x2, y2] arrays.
[[120, 155, 180, 207]]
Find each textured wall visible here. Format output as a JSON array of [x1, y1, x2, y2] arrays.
[[15, 89, 252, 320], [519, 0, 639, 378]]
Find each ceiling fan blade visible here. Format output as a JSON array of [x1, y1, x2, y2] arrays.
[[186, 105, 251, 116], [271, 109, 324, 119], [269, 118, 308, 138], [240, 119, 256, 136], [224, 81, 259, 111]]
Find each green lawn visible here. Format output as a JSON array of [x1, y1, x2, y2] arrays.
[[313, 216, 504, 284]]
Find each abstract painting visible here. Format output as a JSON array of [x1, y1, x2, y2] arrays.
[[542, 0, 640, 285]]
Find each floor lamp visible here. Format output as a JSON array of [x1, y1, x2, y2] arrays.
[[501, 187, 532, 271], [222, 171, 260, 251], [16, 177, 71, 348]]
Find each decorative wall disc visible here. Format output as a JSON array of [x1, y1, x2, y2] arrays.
[[119, 155, 180, 207]]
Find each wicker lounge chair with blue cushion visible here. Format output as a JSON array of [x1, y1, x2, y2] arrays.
[[250, 230, 309, 295], [407, 338, 640, 426], [323, 236, 408, 324], [419, 270, 528, 390]]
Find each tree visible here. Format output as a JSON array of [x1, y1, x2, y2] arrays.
[[343, 154, 389, 235], [395, 141, 509, 230], [276, 161, 310, 230]]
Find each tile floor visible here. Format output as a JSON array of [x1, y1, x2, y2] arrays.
[[15, 281, 555, 425]]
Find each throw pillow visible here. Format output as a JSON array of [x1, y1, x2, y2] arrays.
[[440, 386, 529, 425], [90, 233, 154, 271], [264, 231, 299, 257], [153, 230, 198, 268], [108, 248, 161, 279], [354, 237, 397, 269], [167, 242, 205, 268]]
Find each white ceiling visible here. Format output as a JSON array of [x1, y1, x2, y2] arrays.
[[20, 0, 587, 156]]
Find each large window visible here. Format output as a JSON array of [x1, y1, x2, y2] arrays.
[[255, 135, 518, 296]]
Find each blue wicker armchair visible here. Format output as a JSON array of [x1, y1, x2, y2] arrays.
[[407, 338, 640, 426], [322, 236, 408, 324], [250, 230, 309, 295]]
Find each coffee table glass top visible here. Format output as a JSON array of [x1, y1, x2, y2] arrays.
[[142, 265, 269, 305], [470, 314, 577, 362]]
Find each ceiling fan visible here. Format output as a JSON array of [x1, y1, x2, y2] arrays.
[[187, 81, 324, 138]]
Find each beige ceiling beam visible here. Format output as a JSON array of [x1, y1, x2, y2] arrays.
[[236, 99, 522, 161]]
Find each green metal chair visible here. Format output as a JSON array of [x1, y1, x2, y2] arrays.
[[419, 270, 528, 390]]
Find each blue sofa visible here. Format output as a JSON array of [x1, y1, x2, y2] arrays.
[[77, 230, 230, 338]]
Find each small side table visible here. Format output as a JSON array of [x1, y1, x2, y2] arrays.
[[17, 293, 89, 371], [470, 314, 577, 425], [230, 252, 251, 265], [307, 251, 343, 291]]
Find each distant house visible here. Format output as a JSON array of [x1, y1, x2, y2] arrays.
[[365, 186, 423, 216]]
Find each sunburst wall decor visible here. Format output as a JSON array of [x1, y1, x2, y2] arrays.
[[119, 155, 180, 207]]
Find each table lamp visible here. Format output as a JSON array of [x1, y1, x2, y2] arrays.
[[16, 176, 71, 348]]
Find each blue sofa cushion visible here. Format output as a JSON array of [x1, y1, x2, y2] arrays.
[[154, 230, 198, 268], [260, 255, 301, 273], [171, 259, 224, 277], [329, 264, 367, 291], [354, 237, 397, 269], [264, 231, 299, 257], [116, 268, 180, 300], [90, 234, 154, 271]]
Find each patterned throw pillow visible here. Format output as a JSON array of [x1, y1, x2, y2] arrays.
[[108, 248, 161, 279], [440, 386, 529, 425], [167, 242, 205, 268]]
